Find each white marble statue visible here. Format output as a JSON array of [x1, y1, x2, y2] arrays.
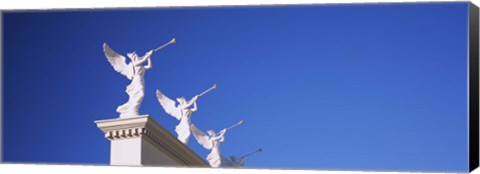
[[103, 38, 175, 118], [222, 148, 262, 168], [155, 84, 216, 144], [191, 120, 243, 167]]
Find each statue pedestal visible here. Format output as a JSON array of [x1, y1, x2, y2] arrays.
[[94, 116, 209, 167]]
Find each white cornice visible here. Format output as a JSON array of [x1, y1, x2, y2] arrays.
[[95, 116, 209, 167]]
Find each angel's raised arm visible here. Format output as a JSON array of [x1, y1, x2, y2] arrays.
[[183, 95, 199, 109], [134, 50, 153, 66], [144, 56, 152, 70], [190, 102, 198, 112], [214, 129, 227, 142]]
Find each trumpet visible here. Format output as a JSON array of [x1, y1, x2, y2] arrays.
[[153, 38, 176, 52], [225, 120, 244, 131], [241, 148, 262, 158], [198, 84, 217, 97]]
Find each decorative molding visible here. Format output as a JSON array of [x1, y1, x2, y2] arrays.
[[104, 127, 145, 140], [95, 116, 209, 167]]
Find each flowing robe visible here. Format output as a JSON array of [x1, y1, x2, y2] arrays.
[[116, 64, 146, 118], [207, 134, 225, 167]]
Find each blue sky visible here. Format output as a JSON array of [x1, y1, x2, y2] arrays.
[[2, 2, 470, 172]]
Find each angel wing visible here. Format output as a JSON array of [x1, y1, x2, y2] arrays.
[[103, 43, 134, 80], [156, 89, 182, 120], [190, 124, 213, 150]]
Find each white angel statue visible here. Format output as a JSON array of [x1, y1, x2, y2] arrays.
[[221, 156, 245, 168], [155, 84, 216, 144], [103, 38, 175, 118], [156, 90, 199, 144], [190, 120, 243, 167], [222, 148, 262, 168]]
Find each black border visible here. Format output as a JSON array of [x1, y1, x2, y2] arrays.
[[469, 2, 479, 172]]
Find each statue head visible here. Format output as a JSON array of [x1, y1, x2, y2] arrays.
[[127, 52, 138, 61], [207, 130, 215, 137], [176, 97, 186, 105]]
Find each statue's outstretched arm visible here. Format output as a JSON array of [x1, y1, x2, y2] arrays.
[[134, 50, 153, 66], [190, 102, 198, 112], [213, 131, 226, 142], [220, 129, 227, 136], [144, 57, 152, 69], [134, 57, 147, 66], [214, 129, 227, 140], [185, 95, 199, 108]]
